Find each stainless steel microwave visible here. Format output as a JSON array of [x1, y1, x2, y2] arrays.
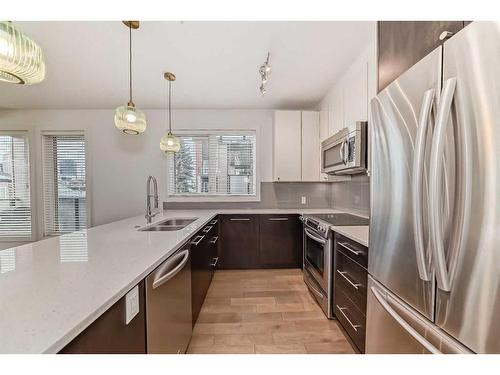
[[321, 121, 367, 175]]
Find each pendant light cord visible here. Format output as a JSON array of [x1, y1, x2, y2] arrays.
[[129, 24, 133, 104], [168, 80, 172, 133]]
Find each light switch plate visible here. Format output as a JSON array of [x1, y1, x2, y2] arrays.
[[124, 285, 139, 325], [301, 196, 307, 205]]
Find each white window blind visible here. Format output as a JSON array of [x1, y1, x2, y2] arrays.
[[0, 132, 32, 239], [168, 132, 256, 196], [42, 133, 87, 236]]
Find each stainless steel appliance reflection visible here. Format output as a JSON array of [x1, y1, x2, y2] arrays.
[[368, 21, 499, 354], [146, 241, 192, 353], [321, 122, 367, 175]]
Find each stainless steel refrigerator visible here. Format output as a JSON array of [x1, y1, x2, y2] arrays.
[[367, 21, 500, 354]]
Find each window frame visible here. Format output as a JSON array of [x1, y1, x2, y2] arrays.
[[40, 130, 91, 238], [165, 129, 260, 203], [0, 130, 36, 243]]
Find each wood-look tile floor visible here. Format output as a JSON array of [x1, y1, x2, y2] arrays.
[[187, 269, 354, 354]]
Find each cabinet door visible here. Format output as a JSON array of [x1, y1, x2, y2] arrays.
[[329, 88, 344, 136], [319, 107, 329, 142], [191, 225, 213, 326], [259, 215, 302, 268], [274, 111, 302, 181], [378, 21, 465, 91], [60, 281, 146, 354], [301, 111, 320, 182], [343, 62, 368, 125], [219, 215, 259, 269]]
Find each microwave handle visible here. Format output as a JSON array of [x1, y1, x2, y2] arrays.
[[343, 140, 348, 164]]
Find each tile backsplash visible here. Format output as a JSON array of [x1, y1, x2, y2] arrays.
[[164, 182, 333, 210], [164, 176, 370, 217], [330, 174, 370, 217]]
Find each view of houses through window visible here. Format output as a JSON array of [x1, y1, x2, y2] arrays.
[[0, 133, 32, 239], [42, 134, 87, 236], [169, 132, 256, 197]]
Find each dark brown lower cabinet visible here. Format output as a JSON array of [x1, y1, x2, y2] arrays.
[[191, 217, 219, 326], [334, 233, 369, 353], [219, 215, 260, 269], [259, 214, 302, 268], [60, 281, 146, 354]]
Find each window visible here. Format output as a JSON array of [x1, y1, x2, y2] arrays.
[[42, 133, 87, 236], [167, 131, 256, 198], [0, 132, 32, 239]]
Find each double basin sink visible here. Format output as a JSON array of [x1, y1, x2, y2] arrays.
[[139, 217, 198, 232]]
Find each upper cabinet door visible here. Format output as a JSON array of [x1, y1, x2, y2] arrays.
[[343, 62, 368, 125], [329, 87, 344, 136], [273, 111, 302, 182], [378, 21, 466, 92], [301, 111, 320, 182]]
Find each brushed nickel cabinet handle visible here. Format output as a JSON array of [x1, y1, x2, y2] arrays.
[[336, 305, 361, 332], [209, 219, 218, 225], [209, 236, 218, 244], [230, 218, 250, 221], [203, 225, 213, 233], [268, 217, 289, 221], [338, 242, 361, 256], [191, 235, 205, 246], [337, 270, 361, 290]]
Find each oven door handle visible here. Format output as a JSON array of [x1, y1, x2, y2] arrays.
[[304, 227, 327, 245]]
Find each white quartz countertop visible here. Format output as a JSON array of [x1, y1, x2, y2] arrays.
[[0, 207, 368, 353], [330, 225, 369, 247]]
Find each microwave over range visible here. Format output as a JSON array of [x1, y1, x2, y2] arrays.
[[321, 121, 367, 175]]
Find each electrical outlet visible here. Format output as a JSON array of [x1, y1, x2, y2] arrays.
[[124, 285, 139, 325], [301, 196, 307, 205]]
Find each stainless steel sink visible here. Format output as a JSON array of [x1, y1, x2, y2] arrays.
[[138, 217, 198, 232]]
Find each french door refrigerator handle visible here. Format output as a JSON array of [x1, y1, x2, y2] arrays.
[[370, 285, 441, 354], [411, 88, 435, 282], [429, 77, 457, 292]]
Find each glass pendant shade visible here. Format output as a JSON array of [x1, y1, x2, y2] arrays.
[[114, 104, 146, 135], [160, 132, 181, 153], [0, 21, 45, 85]]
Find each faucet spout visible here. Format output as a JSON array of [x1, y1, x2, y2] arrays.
[[146, 175, 160, 223]]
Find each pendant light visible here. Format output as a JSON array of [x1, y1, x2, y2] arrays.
[[114, 21, 147, 135], [0, 21, 45, 85], [160, 72, 181, 153]]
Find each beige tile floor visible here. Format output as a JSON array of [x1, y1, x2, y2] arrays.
[[187, 268, 355, 354]]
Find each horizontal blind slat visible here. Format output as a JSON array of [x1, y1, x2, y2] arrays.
[[42, 134, 87, 236], [0, 134, 32, 239]]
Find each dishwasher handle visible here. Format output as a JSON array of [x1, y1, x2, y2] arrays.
[[152, 249, 190, 289]]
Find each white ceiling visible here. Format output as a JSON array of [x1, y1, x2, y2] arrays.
[[0, 21, 375, 110]]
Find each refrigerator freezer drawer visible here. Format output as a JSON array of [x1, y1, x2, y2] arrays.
[[366, 276, 472, 354]]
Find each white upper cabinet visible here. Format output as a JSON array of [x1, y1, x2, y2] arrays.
[[301, 111, 320, 182], [329, 87, 344, 136], [273, 111, 302, 182], [319, 108, 329, 142], [343, 61, 368, 125], [273, 110, 320, 182]]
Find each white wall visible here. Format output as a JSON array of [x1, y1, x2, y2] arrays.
[[0, 109, 273, 240]]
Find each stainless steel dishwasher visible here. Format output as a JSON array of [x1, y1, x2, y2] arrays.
[[146, 242, 192, 353]]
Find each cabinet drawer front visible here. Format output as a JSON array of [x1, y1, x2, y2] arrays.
[[335, 287, 366, 353], [335, 233, 368, 269], [335, 251, 367, 313]]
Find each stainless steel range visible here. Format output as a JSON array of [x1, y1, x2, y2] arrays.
[[300, 213, 369, 318]]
